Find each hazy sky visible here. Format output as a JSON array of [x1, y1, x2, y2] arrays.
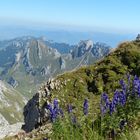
[[0, 0, 140, 33]]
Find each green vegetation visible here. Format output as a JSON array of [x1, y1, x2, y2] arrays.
[[0, 81, 25, 124]]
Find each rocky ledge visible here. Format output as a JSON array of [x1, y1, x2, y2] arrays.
[[22, 77, 66, 132]]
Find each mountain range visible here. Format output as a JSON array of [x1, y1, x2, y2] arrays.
[[0, 37, 111, 98]]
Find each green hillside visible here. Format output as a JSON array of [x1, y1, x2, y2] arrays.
[[0, 81, 26, 124], [48, 40, 140, 104]]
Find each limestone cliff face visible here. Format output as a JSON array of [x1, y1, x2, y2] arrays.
[[22, 78, 59, 132], [22, 93, 40, 132]]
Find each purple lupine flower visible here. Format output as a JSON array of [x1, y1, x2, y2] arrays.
[[137, 84, 140, 97], [46, 99, 64, 122], [46, 104, 53, 112], [51, 110, 57, 122], [101, 93, 110, 108], [112, 90, 126, 109], [119, 91, 126, 106], [112, 90, 120, 106], [100, 75, 140, 118], [83, 99, 88, 115], [46, 104, 56, 122], [133, 75, 139, 93], [120, 79, 127, 92], [132, 76, 140, 97], [134, 75, 139, 81], [109, 102, 115, 115], [67, 104, 73, 114], [135, 78, 140, 97], [71, 115, 77, 124], [100, 103, 106, 115], [101, 93, 109, 101], [53, 99, 60, 116], [100, 93, 110, 115]]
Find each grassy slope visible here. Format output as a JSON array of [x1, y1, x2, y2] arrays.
[[45, 41, 140, 113], [0, 82, 26, 124]]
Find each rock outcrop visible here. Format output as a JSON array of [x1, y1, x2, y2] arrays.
[[71, 40, 110, 59], [59, 57, 66, 69], [71, 40, 94, 58], [22, 93, 40, 132], [136, 34, 140, 41], [41, 66, 51, 76], [22, 78, 63, 132]]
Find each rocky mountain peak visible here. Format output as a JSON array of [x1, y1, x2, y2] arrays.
[[78, 40, 93, 50], [22, 77, 64, 132], [71, 40, 93, 58], [71, 39, 110, 59], [136, 34, 140, 41]]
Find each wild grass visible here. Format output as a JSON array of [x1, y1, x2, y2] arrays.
[[48, 75, 140, 140]]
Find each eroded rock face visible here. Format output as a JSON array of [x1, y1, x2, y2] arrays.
[[92, 42, 110, 57], [71, 40, 94, 58], [22, 93, 40, 132], [41, 66, 51, 76], [59, 57, 66, 70], [22, 78, 62, 132], [23, 46, 33, 74], [136, 34, 140, 41], [71, 40, 110, 61]]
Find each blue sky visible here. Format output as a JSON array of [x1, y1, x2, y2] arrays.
[[0, 0, 140, 33]]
